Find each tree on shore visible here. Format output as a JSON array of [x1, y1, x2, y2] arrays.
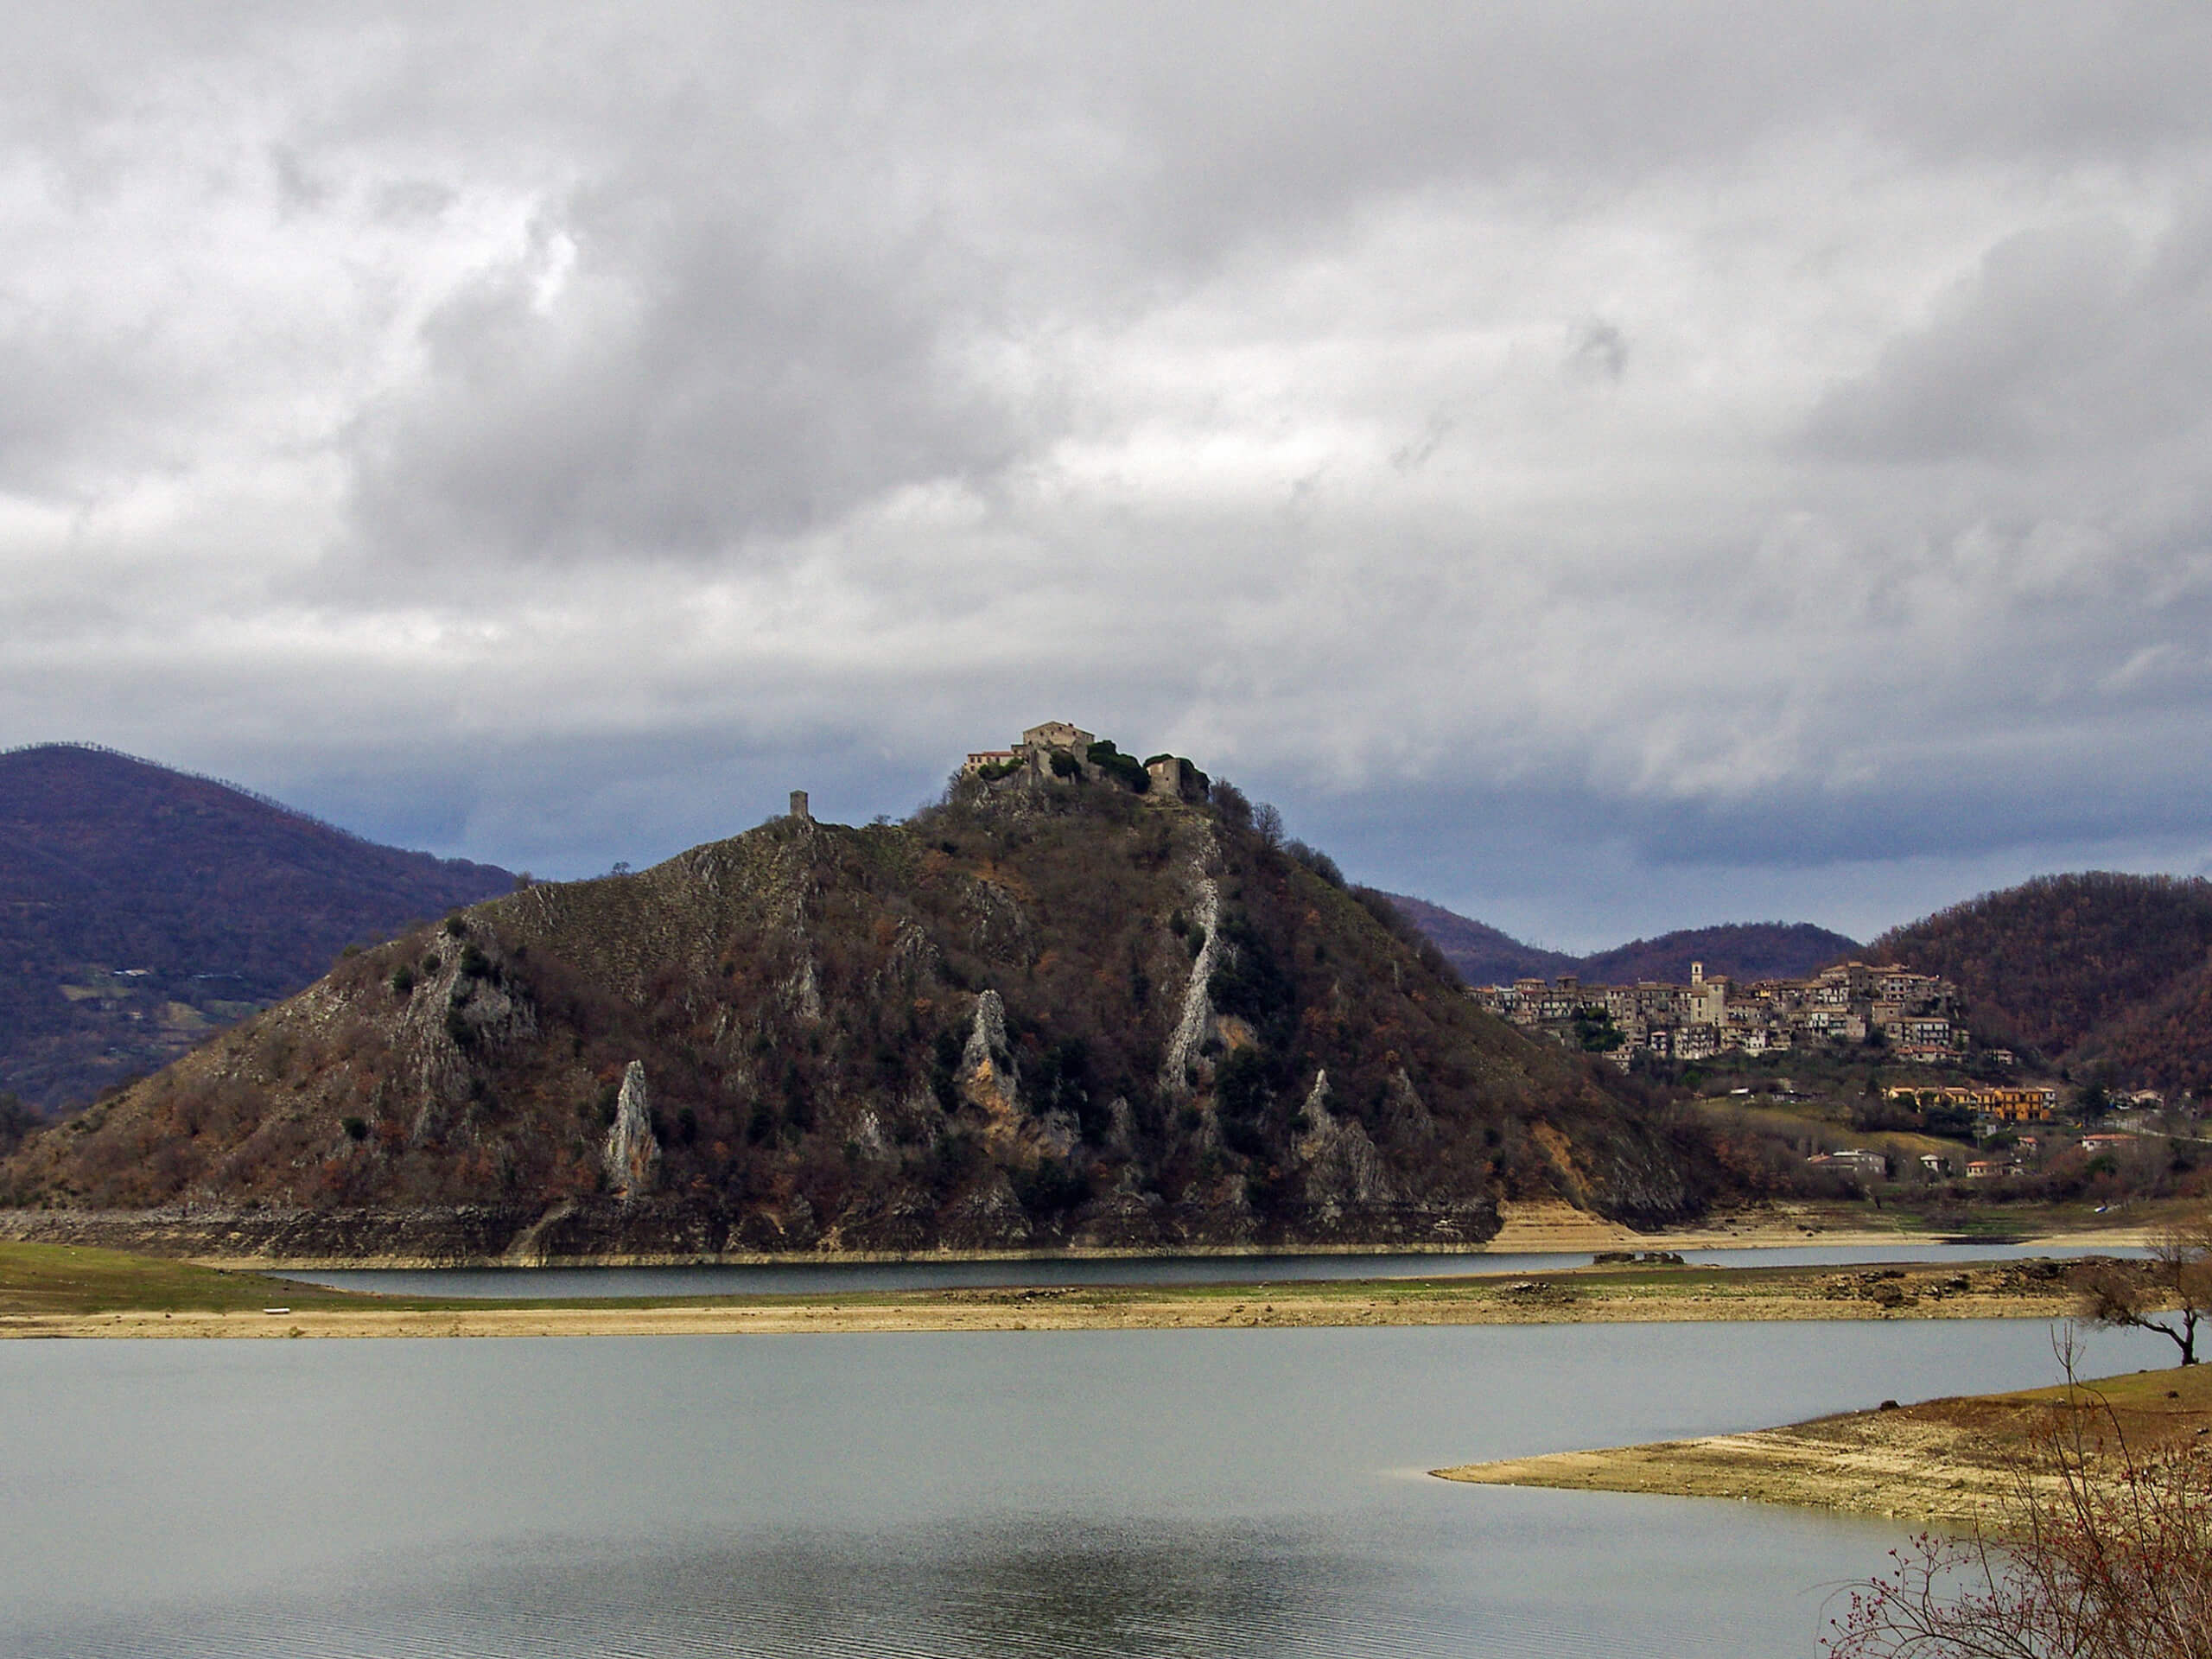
[[2077, 1211, 2212, 1366]]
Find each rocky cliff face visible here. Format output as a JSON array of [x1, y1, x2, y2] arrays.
[[603, 1062, 659, 1200], [0, 755, 1715, 1256]]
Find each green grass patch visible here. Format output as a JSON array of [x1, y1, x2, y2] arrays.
[[0, 1243, 377, 1317]]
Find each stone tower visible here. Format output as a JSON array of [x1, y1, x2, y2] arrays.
[[790, 790, 810, 821]]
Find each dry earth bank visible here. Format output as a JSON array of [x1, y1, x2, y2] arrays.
[[1434, 1362, 2212, 1529], [1, 1240, 2097, 1339]]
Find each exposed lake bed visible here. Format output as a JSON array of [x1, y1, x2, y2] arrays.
[[3, 1238, 2121, 1338]]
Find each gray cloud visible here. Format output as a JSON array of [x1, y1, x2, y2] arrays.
[[339, 207, 1029, 569], [5, 3, 2212, 946], [1804, 212, 2212, 464], [1567, 321, 1628, 384]]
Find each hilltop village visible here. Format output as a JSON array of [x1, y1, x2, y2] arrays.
[[1475, 959, 1975, 1067], [960, 720, 1209, 799]]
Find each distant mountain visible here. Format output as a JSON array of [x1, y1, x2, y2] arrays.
[[1380, 897, 1859, 989], [1371, 893, 1578, 986], [1578, 923, 1863, 986], [1871, 872, 2212, 1090], [1, 746, 1714, 1256], [0, 744, 512, 1110]]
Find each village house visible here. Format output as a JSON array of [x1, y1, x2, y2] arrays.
[[1882, 1083, 2058, 1123], [1476, 958, 1968, 1068], [1807, 1148, 1887, 1182], [1021, 720, 1094, 753]]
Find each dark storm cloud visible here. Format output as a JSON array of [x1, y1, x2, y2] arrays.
[[5, 3, 2212, 942]]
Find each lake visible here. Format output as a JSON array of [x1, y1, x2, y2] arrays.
[[1, 1318, 2165, 1657]]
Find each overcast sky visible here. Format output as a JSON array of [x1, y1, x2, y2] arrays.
[[5, 3, 2211, 950]]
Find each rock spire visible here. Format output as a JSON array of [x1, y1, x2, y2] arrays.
[[603, 1060, 660, 1200]]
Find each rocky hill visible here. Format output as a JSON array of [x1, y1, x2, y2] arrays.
[[1871, 872, 2212, 1090], [0, 744, 513, 1111], [0, 744, 1713, 1260]]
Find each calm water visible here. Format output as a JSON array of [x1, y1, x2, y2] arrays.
[[292, 1239, 2141, 1300], [0, 1319, 2167, 1657]]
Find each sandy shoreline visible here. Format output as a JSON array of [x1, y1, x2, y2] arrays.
[[1436, 1419, 2039, 1529], [155, 1200, 2149, 1271], [1435, 1360, 2212, 1528]]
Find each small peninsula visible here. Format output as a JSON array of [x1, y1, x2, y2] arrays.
[[1433, 1362, 2212, 1529]]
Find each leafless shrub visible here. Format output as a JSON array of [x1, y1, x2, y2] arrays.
[[1827, 1337, 2212, 1658]]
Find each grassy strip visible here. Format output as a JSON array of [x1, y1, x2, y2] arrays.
[[2, 1242, 2094, 1330], [0, 1243, 382, 1316]]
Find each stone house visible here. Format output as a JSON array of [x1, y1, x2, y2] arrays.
[[1020, 721, 1094, 753], [958, 721, 1098, 779]]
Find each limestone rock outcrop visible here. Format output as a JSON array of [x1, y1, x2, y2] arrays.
[[1161, 874, 1222, 1095], [1294, 1071, 1395, 1216], [958, 988, 1020, 1116], [603, 1061, 659, 1200]]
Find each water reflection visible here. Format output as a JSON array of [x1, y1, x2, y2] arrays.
[[16, 1513, 1838, 1659]]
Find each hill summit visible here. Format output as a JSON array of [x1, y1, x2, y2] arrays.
[[1871, 871, 2212, 1090], [1382, 896, 1859, 991], [0, 743, 512, 1111], [2, 732, 1710, 1260]]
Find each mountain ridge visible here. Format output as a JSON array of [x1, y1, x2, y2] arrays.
[[1383, 896, 1861, 989], [0, 743, 513, 1110]]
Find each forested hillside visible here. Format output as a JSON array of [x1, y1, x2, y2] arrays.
[[1386, 898, 1858, 989], [2, 750, 1713, 1258], [1871, 872, 2212, 1090], [1372, 893, 1577, 985], [1578, 923, 1862, 986], [0, 744, 512, 1109]]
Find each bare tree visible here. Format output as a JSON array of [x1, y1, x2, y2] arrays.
[[2078, 1211, 2212, 1366]]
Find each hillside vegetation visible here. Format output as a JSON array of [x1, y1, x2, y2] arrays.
[[1871, 872, 2212, 1090], [0, 745, 512, 1110], [1, 756, 1712, 1257], [1389, 899, 1859, 990], [1372, 893, 1578, 985], [1577, 922, 1860, 985]]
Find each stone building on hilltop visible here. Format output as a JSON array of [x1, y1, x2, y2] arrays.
[[957, 721, 1210, 804], [960, 721, 1096, 779]]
